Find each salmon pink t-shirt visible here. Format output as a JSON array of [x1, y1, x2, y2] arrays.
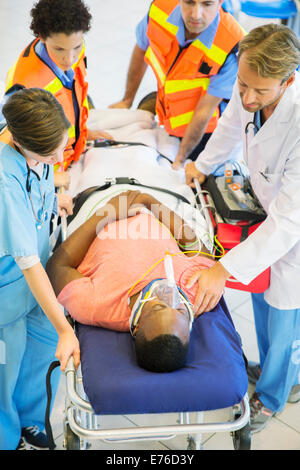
[[58, 212, 214, 331]]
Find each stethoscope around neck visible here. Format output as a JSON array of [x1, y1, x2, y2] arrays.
[[13, 143, 50, 228], [245, 113, 260, 135], [245, 113, 260, 159], [26, 162, 49, 229]]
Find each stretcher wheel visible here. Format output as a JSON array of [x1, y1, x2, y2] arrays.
[[64, 423, 81, 450], [232, 418, 251, 450], [187, 435, 196, 450]]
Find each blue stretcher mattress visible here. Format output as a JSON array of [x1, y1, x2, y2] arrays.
[[76, 297, 248, 415]]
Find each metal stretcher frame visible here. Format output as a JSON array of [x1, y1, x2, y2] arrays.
[[63, 358, 250, 450], [60, 180, 251, 451]]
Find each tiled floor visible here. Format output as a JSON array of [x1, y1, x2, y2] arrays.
[[1, 0, 299, 451]]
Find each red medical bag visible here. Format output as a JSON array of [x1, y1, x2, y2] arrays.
[[202, 174, 270, 293]]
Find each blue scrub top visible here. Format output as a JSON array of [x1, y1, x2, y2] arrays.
[[0, 142, 55, 327], [136, 6, 238, 101]]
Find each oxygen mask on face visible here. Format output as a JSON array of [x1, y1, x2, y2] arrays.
[[151, 254, 183, 309], [131, 254, 195, 336]]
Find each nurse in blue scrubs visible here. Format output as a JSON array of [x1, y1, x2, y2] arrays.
[[0, 88, 80, 450]]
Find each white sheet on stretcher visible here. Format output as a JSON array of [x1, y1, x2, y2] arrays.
[[66, 109, 214, 250]]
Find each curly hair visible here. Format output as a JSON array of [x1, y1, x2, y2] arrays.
[[30, 0, 92, 38], [135, 332, 189, 373]]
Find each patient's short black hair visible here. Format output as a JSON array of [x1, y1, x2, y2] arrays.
[[30, 0, 92, 38], [135, 332, 189, 373]]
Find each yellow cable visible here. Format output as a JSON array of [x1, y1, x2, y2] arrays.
[[127, 236, 225, 297], [153, 214, 224, 255], [85, 205, 226, 297]]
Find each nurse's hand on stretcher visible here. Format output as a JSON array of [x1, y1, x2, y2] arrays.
[[186, 262, 231, 316], [22, 262, 80, 372], [185, 161, 207, 188], [57, 193, 73, 217], [55, 327, 80, 372]]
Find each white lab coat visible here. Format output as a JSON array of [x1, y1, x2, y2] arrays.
[[195, 72, 300, 309]]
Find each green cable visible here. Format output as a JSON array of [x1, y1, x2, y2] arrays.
[[84, 189, 126, 221]]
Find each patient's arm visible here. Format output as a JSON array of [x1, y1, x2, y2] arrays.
[[47, 191, 207, 295], [47, 211, 106, 295], [47, 190, 144, 295], [131, 193, 202, 252]]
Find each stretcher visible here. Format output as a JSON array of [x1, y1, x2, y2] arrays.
[[49, 109, 251, 450], [63, 305, 250, 450]]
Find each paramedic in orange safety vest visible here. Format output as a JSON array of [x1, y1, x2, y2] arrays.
[[110, 0, 244, 168], [4, 0, 112, 187]]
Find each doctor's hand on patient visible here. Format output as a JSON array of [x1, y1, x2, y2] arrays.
[[186, 262, 231, 316]]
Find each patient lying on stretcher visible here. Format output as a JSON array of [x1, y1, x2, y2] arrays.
[[47, 191, 215, 373]]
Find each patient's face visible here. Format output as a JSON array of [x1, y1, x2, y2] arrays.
[[137, 299, 191, 343]]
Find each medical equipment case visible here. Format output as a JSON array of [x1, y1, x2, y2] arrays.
[[203, 172, 270, 293]]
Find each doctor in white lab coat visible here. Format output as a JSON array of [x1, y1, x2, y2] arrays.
[[184, 24, 300, 433]]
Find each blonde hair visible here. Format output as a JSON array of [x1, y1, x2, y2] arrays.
[[2, 88, 70, 156], [238, 24, 300, 83]]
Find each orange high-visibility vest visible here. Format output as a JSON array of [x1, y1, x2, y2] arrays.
[[145, 0, 245, 137], [5, 38, 89, 170]]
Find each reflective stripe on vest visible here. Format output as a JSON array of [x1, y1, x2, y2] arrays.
[[6, 62, 18, 91], [146, 53, 210, 95], [170, 108, 217, 130], [73, 43, 85, 70], [192, 39, 227, 66], [164, 77, 210, 95], [145, 47, 166, 87], [68, 125, 76, 139], [54, 160, 71, 172], [44, 77, 63, 95], [82, 96, 89, 111], [148, 3, 179, 36]]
